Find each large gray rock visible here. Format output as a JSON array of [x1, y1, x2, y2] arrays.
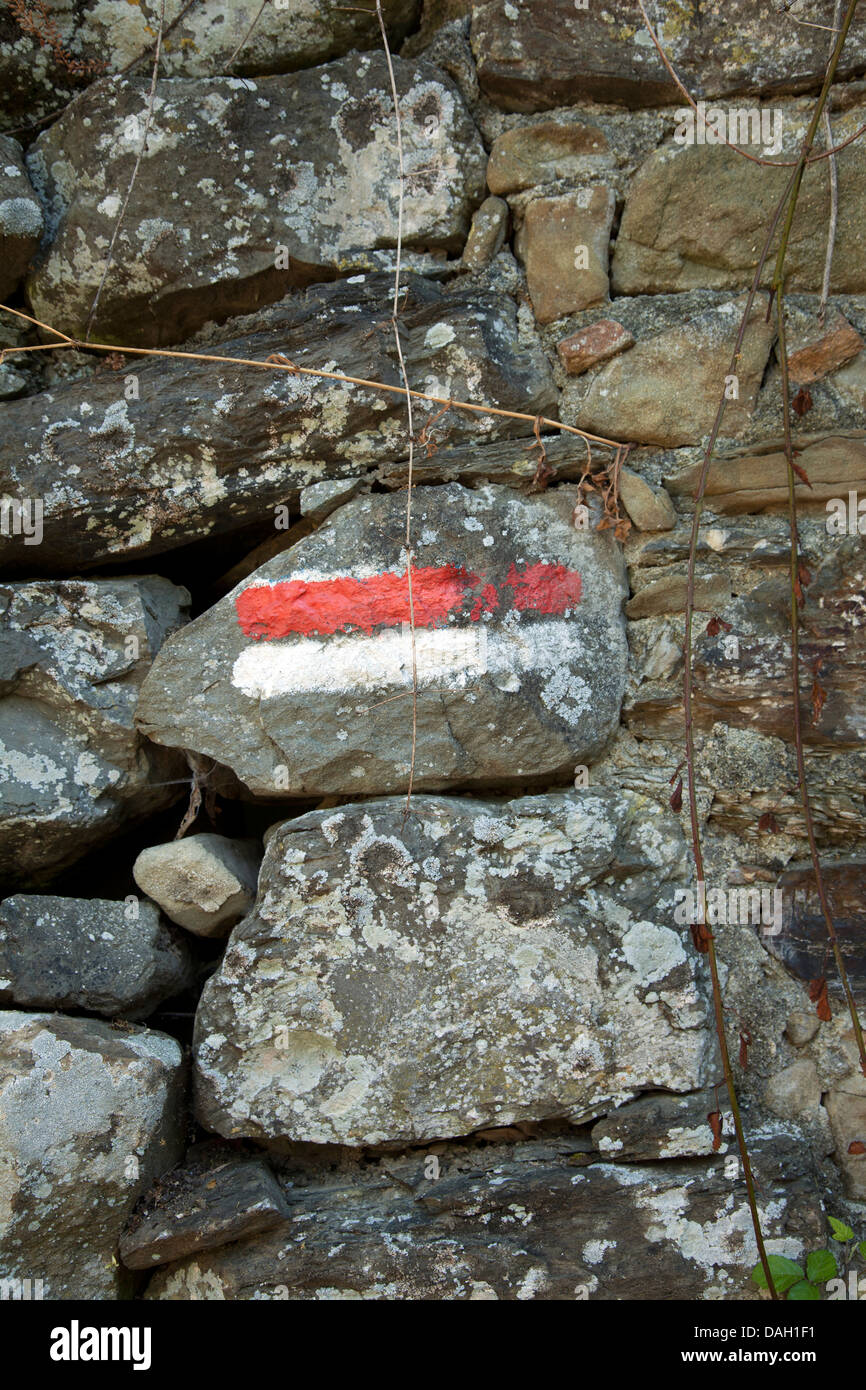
[[0, 895, 196, 1019], [136, 484, 628, 797], [0, 277, 555, 574], [470, 0, 866, 110], [193, 789, 712, 1146], [146, 1136, 824, 1299], [0, 577, 188, 887], [0, 135, 43, 300], [0, 0, 421, 131], [0, 1011, 185, 1299], [26, 53, 486, 344], [133, 834, 262, 938]]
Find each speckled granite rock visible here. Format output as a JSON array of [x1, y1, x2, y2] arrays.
[[0, 577, 188, 887], [136, 484, 628, 797], [25, 53, 485, 344], [193, 789, 712, 1145], [0, 1012, 185, 1299], [0, 895, 195, 1018]]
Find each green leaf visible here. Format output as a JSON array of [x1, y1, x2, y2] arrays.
[[806, 1249, 837, 1283], [858, 1241, 866, 1262], [828, 1217, 854, 1242], [788, 1280, 821, 1301], [752, 1255, 805, 1294]]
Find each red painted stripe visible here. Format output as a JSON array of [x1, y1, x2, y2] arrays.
[[236, 565, 476, 639], [236, 561, 581, 640], [504, 562, 582, 613]]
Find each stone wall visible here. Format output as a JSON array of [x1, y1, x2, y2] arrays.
[[0, 0, 864, 1302]]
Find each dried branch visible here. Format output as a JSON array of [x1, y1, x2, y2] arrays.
[[374, 0, 419, 823]]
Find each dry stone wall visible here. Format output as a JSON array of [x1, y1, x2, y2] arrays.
[[0, 0, 864, 1304]]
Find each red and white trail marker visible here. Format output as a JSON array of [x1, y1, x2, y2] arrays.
[[231, 561, 583, 698]]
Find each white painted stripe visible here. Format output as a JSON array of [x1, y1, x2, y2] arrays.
[[231, 620, 584, 698]]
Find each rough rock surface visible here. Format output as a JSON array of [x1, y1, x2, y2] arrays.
[[0, 277, 555, 574], [193, 789, 712, 1146], [0, 1011, 186, 1299], [0, 577, 188, 887], [137, 484, 629, 797], [470, 1, 866, 110], [146, 1136, 824, 1300], [0, 895, 195, 1018], [0, 135, 43, 301], [516, 188, 615, 324], [0, 0, 421, 130], [576, 297, 776, 447], [26, 54, 486, 344], [612, 111, 866, 295], [486, 120, 612, 194], [133, 835, 262, 938], [120, 1147, 289, 1271]]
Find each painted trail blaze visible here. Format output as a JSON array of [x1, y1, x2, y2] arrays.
[[236, 562, 582, 640]]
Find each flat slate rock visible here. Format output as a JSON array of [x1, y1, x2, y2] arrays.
[[470, 0, 866, 111], [136, 484, 628, 797], [146, 1142, 823, 1300], [0, 277, 555, 574], [120, 1150, 289, 1270], [192, 789, 712, 1145]]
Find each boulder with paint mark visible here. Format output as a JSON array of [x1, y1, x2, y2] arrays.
[[0, 277, 555, 575], [0, 1011, 186, 1299], [192, 788, 712, 1145], [136, 484, 628, 797], [26, 53, 485, 345], [0, 577, 188, 887]]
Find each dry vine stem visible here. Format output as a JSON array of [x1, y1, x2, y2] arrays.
[[0, 304, 623, 454], [666, 0, 866, 1300], [373, 0, 419, 822]]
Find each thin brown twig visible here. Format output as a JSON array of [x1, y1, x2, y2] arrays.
[[84, 0, 166, 341], [374, 0, 419, 825], [819, 1, 843, 325], [225, 0, 269, 68], [0, 302, 625, 452]]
